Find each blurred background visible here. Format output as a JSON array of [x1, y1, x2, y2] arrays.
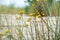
[[0, 0, 60, 40]]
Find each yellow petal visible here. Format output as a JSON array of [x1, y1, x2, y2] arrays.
[[19, 10, 24, 15], [44, 0, 46, 3], [25, 23, 29, 28], [41, 12, 45, 16], [29, 13, 35, 16], [27, 17, 31, 22], [19, 16, 22, 20], [36, 14, 41, 18], [16, 16, 19, 19], [36, 0, 39, 2], [32, 4, 36, 7], [4, 29, 9, 35], [16, 16, 22, 20]]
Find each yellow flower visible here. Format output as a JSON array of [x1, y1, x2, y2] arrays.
[[32, 4, 36, 7], [0, 33, 3, 37], [19, 10, 24, 15], [26, 17, 31, 22], [41, 12, 45, 16], [29, 13, 35, 16], [44, 0, 46, 3], [16, 16, 19, 19], [16, 16, 22, 20], [36, 14, 41, 18], [4, 29, 9, 35], [25, 23, 29, 28], [19, 16, 22, 20], [36, 0, 39, 2]]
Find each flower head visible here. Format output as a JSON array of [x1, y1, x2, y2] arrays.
[[24, 23, 29, 28], [19, 9, 24, 15], [36, 14, 41, 18], [26, 17, 31, 22], [36, 0, 39, 2], [4, 29, 9, 35], [44, 0, 46, 3], [41, 12, 45, 16], [0, 33, 3, 37], [19, 16, 22, 20], [32, 4, 36, 7], [29, 13, 35, 16], [16, 16, 22, 20]]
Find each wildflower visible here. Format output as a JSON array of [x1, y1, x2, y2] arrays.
[[26, 17, 31, 22], [16, 16, 22, 20], [29, 13, 35, 16], [41, 12, 45, 16], [19, 16, 22, 20], [4, 29, 9, 35], [36, 14, 41, 18], [44, 0, 46, 3], [36, 0, 39, 2], [32, 4, 36, 7], [16, 16, 19, 20], [0, 33, 3, 37], [24, 23, 29, 28], [19, 10, 24, 15], [0, 33, 3, 40]]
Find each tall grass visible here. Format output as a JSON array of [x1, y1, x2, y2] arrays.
[[0, 0, 60, 40]]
